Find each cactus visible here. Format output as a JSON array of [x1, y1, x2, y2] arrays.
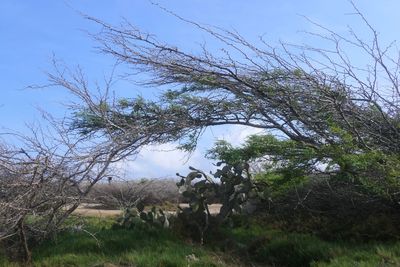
[[117, 202, 169, 229], [176, 161, 254, 244], [138, 206, 170, 228]]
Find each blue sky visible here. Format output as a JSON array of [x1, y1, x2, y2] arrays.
[[1, 1, 400, 178]]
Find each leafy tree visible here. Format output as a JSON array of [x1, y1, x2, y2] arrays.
[[207, 135, 316, 196], [208, 133, 400, 201]]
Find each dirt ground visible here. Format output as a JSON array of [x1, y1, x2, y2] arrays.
[[73, 203, 222, 217]]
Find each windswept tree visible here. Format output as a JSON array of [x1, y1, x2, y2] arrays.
[[47, 3, 400, 203]]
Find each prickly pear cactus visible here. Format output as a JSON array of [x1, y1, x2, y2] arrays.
[[176, 162, 254, 243], [117, 202, 169, 229], [138, 205, 170, 228]]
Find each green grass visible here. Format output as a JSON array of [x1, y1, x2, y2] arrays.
[[31, 217, 228, 267], [219, 218, 400, 267], [2, 216, 400, 266]]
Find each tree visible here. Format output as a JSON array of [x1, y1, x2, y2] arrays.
[[47, 3, 400, 202], [0, 108, 136, 262]]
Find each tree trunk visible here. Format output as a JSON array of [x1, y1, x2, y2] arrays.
[[18, 218, 31, 265]]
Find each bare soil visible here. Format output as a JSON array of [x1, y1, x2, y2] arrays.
[[73, 203, 222, 217]]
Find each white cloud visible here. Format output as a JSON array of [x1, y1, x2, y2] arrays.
[[112, 143, 212, 179], [213, 125, 264, 146], [113, 125, 266, 179]]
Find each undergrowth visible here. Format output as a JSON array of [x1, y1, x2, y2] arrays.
[[1, 215, 400, 266]]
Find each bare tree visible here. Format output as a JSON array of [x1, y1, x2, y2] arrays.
[[0, 102, 137, 263], [89, 178, 180, 210]]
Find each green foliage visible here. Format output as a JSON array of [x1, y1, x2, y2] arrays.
[[208, 134, 318, 176], [208, 134, 320, 201], [72, 109, 107, 135], [254, 171, 308, 198], [319, 137, 400, 201], [209, 132, 400, 202]]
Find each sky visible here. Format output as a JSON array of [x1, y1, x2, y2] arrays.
[[1, 0, 400, 179]]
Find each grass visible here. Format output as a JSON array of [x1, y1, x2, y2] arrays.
[[30, 217, 232, 267], [219, 218, 400, 267], [2, 215, 400, 266]]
